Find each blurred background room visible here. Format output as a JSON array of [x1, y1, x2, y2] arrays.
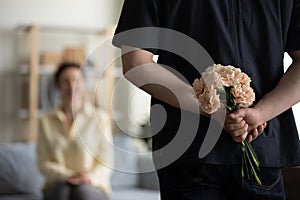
[[0, 0, 299, 200], [0, 1, 159, 200]]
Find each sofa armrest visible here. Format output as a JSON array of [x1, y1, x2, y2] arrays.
[[0, 142, 44, 197]]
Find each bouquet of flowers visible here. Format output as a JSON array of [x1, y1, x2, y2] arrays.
[[193, 64, 261, 185]]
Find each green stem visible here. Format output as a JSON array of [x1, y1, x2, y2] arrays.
[[244, 152, 250, 180], [242, 145, 245, 179], [243, 140, 260, 169], [245, 146, 262, 186]]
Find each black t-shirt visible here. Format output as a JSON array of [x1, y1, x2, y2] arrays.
[[113, 0, 300, 167]]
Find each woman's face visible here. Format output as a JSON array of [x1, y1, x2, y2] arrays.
[[57, 67, 85, 102]]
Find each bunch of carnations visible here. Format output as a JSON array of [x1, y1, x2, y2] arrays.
[[193, 64, 261, 186]]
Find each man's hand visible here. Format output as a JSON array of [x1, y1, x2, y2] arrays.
[[224, 115, 248, 142], [247, 121, 267, 142], [225, 108, 267, 142]]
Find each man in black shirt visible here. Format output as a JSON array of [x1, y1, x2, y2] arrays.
[[113, 0, 300, 199]]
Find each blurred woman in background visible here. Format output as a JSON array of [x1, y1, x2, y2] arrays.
[[37, 62, 113, 200]]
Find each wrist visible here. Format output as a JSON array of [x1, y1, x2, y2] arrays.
[[252, 103, 268, 124]]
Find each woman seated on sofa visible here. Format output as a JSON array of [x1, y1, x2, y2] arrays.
[[37, 62, 114, 200]]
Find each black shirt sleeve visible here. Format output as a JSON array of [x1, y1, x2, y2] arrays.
[[286, 0, 300, 51], [112, 0, 161, 54]]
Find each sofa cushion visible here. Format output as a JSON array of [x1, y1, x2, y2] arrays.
[[0, 142, 44, 196], [0, 194, 41, 200]]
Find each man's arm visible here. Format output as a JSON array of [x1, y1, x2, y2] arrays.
[[122, 45, 251, 138], [121, 45, 201, 114], [255, 50, 300, 121], [228, 50, 300, 137]]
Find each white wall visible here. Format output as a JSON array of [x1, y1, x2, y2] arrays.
[[0, 31, 20, 142], [0, 0, 121, 30], [0, 0, 123, 143], [284, 53, 300, 133]]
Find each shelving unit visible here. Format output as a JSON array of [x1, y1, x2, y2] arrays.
[[18, 25, 39, 142], [17, 24, 117, 142]]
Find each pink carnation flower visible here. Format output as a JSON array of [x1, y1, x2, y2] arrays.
[[192, 78, 205, 98], [231, 84, 255, 107], [192, 78, 221, 114], [193, 64, 255, 114], [237, 72, 252, 85], [218, 64, 242, 87], [198, 88, 221, 114], [201, 65, 223, 89]]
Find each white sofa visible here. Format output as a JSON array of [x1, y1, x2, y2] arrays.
[[0, 135, 160, 200]]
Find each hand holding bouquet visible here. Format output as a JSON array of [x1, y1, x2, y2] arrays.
[[193, 64, 261, 185]]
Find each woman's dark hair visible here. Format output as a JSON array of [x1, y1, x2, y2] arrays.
[[54, 62, 81, 86]]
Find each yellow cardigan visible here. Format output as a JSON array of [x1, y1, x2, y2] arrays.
[[37, 102, 114, 196]]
